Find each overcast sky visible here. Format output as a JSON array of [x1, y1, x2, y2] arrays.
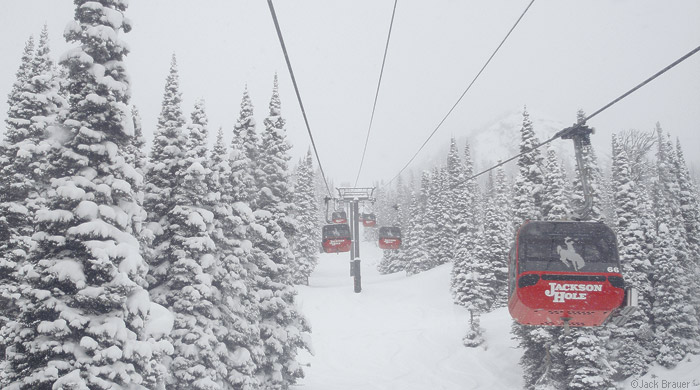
[[1, 0, 699, 186]]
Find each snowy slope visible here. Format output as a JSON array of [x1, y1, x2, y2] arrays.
[[294, 241, 700, 389], [294, 244, 523, 390]]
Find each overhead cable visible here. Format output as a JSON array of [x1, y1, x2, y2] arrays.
[[459, 44, 700, 185], [267, 0, 333, 196], [385, 0, 536, 186], [354, 0, 400, 187]]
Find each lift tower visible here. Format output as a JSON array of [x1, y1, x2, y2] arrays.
[[336, 187, 375, 293]]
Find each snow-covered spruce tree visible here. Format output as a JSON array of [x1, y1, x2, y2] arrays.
[[5, 35, 35, 109], [125, 105, 147, 175], [673, 139, 700, 330], [456, 175, 500, 347], [160, 99, 229, 389], [451, 140, 483, 304], [617, 129, 656, 185], [404, 172, 430, 275], [650, 219, 698, 367], [290, 149, 320, 285], [143, 54, 188, 299], [1, 26, 65, 371], [651, 125, 699, 366], [561, 328, 615, 390], [395, 171, 411, 233], [209, 126, 263, 389], [421, 168, 439, 262], [0, 34, 36, 384], [512, 107, 545, 230], [123, 105, 148, 253], [403, 191, 428, 276], [461, 141, 480, 256], [491, 165, 512, 308], [434, 167, 454, 265], [607, 134, 654, 378], [510, 108, 556, 389], [231, 86, 259, 206], [673, 139, 700, 255], [251, 75, 310, 389], [442, 138, 461, 258], [541, 148, 572, 220], [8, 1, 167, 388], [513, 325, 566, 390], [510, 118, 553, 389], [663, 133, 700, 341]]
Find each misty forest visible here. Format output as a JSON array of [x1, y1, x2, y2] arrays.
[[1, 1, 699, 390]]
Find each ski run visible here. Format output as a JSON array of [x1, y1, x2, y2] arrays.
[[1, 1, 700, 389]]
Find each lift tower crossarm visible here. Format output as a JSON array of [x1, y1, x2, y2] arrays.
[[336, 187, 375, 202]]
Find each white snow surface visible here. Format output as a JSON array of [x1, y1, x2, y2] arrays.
[[621, 357, 700, 390], [294, 244, 523, 390], [294, 239, 700, 390]]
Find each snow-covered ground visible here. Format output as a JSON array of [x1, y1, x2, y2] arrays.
[[620, 357, 700, 390], [294, 244, 523, 390], [294, 241, 700, 390]]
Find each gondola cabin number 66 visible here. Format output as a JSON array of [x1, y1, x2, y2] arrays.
[[508, 220, 635, 328]]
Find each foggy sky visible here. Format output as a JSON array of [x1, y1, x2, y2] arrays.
[[1, 0, 699, 186]]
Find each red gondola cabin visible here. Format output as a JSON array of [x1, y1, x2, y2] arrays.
[[331, 210, 347, 224], [322, 224, 351, 253], [362, 213, 377, 228], [378, 226, 401, 250], [508, 220, 626, 327]]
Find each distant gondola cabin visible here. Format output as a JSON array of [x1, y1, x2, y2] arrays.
[[322, 224, 351, 253], [362, 213, 377, 227], [331, 210, 347, 224], [378, 226, 401, 250]]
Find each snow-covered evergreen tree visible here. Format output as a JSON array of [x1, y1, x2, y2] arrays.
[[455, 174, 500, 347], [608, 134, 654, 378], [251, 75, 310, 389], [513, 326, 566, 390], [162, 99, 228, 389], [403, 190, 428, 275], [511, 108, 556, 390], [7, 1, 166, 388], [125, 105, 147, 175], [290, 149, 320, 285], [404, 172, 430, 275], [651, 124, 699, 366], [434, 167, 453, 265], [491, 165, 512, 308], [673, 139, 700, 330], [451, 140, 481, 303], [512, 107, 545, 229], [210, 126, 263, 389], [5, 35, 35, 108], [442, 138, 461, 256], [650, 221, 698, 367], [143, 54, 188, 299], [562, 328, 615, 390], [542, 148, 572, 220], [0, 26, 64, 370], [231, 86, 259, 206], [424, 167, 444, 263]]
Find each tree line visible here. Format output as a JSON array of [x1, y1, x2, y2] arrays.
[[0, 1, 320, 389]]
